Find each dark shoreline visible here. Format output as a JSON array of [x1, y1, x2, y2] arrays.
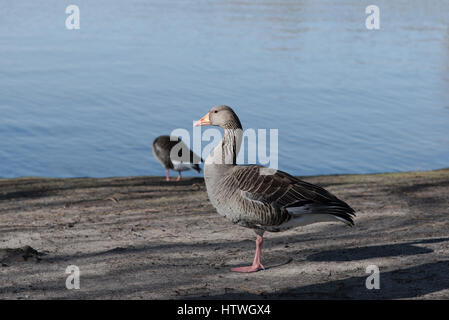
[[2, 166, 449, 181]]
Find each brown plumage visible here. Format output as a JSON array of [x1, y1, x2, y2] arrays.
[[194, 105, 355, 272]]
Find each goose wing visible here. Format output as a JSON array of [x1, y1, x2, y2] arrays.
[[229, 165, 355, 226]]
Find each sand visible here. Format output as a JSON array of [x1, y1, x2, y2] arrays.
[[0, 169, 448, 299]]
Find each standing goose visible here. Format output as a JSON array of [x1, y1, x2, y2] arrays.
[[194, 105, 355, 273], [152, 135, 202, 181]]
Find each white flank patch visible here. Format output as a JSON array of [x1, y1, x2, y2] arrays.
[[171, 160, 194, 172]]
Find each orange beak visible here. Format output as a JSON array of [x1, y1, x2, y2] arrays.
[[194, 112, 211, 126]]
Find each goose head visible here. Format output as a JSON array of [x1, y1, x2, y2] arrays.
[[194, 105, 242, 129]]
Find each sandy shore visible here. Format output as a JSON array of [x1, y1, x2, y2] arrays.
[[1, 169, 448, 299]]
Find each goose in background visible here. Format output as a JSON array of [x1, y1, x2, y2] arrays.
[[194, 105, 355, 272], [152, 135, 202, 181]]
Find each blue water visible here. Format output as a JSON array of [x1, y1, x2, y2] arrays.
[[1, 0, 448, 178]]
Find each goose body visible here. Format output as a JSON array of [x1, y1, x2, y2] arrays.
[[152, 135, 202, 181], [195, 105, 355, 272], [205, 164, 354, 232]]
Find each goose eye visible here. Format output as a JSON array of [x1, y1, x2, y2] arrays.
[[214, 110, 218, 113]]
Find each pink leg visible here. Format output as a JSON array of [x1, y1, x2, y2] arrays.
[[231, 235, 265, 273], [165, 169, 170, 182], [176, 171, 182, 181]]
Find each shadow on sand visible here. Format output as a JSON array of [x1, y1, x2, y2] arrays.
[[191, 238, 449, 299], [306, 238, 449, 262], [194, 260, 449, 299]]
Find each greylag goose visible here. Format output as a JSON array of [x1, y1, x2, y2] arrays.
[[194, 105, 355, 272], [152, 135, 202, 181]]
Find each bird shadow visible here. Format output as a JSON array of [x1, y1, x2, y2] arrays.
[[306, 237, 449, 262], [192, 260, 449, 299], [189, 237, 449, 299]]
